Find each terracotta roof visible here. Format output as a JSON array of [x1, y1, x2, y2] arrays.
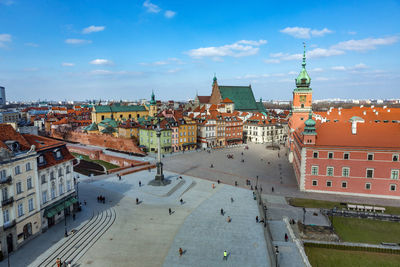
[[23, 134, 65, 151], [0, 124, 31, 151], [315, 107, 400, 123], [221, 97, 233, 103], [197, 96, 211, 104], [299, 121, 400, 149], [209, 104, 218, 111]]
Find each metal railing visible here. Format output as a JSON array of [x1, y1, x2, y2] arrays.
[[3, 219, 16, 230], [0, 175, 12, 184], [2, 196, 14, 206]]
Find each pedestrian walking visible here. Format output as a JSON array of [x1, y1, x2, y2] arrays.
[[251, 185, 253, 190], [73, 213, 76, 221], [271, 186, 274, 193], [256, 216, 259, 223], [285, 233, 288, 242], [221, 208, 224, 215], [223, 250, 228, 260], [180, 198, 183, 205], [136, 198, 139, 205], [139, 181, 142, 187], [227, 216, 231, 223], [179, 247, 183, 257], [84, 200, 87, 205], [217, 179, 220, 184], [169, 208, 172, 215], [118, 174, 121, 181], [230, 197, 234, 203], [260, 187, 263, 193], [212, 183, 215, 189]]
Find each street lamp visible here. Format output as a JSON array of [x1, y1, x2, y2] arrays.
[[303, 207, 306, 225], [275, 245, 279, 267], [256, 175, 259, 189], [64, 197, 68, 237]]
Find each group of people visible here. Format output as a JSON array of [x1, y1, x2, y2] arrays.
[[97, 195, 106, 203]]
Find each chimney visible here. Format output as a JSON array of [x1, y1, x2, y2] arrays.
[[383, 106, 387, 109], [338, 111, 341, 115], [352, 121, 357, 134], [360, 105, 364, 108], [388, 109, 391, 112], [363, 111, 367, 115], [376, 111, 378, 115]]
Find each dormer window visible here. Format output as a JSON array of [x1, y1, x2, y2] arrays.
[[39, 155, 44, 164]]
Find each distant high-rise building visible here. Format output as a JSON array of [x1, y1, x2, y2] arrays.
[[0, 86, 6, 106]]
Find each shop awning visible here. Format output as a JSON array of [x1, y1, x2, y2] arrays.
[[44, 197, 77, 218]]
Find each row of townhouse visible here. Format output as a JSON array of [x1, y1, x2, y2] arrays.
[[0, 124, 76, 258], [194, 108, 244, 149]]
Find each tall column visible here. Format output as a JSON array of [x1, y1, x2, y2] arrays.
[[155, 129, 164, 181]]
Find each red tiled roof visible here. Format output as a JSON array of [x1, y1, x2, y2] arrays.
[[0, 124, 31, 151], [221, 97, 233, 103], [197, 96, 211, 104]]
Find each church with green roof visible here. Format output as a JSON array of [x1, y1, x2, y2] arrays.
[[206, 75, 266, 113]]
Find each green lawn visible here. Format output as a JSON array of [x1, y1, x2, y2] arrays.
[[72, 152, 119, 170], [288, 197, 400, 215], [305, 247, 400, 267], [333, 217, 400, 244]]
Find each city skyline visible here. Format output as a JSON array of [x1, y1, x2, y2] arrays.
[[0, 0, 399, 101]]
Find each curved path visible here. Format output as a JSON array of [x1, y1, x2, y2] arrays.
[[37, 207, 116, 267]]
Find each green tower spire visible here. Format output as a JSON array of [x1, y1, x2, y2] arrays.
[[150, 90, 156, 105], [304, 111, 316, 135], [295, 42, 311, 89]]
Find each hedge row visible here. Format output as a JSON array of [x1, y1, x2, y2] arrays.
[[304, 242, 400, 254]]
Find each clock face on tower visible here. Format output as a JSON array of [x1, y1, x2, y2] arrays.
[[299, 95, 306, 103]]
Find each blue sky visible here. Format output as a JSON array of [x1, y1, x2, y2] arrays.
[[0, 0, 399, 102]]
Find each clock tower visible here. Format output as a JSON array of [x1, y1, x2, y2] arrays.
[[288, 43, 313, 156]]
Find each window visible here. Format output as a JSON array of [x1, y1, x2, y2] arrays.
[[312, 180, 318, 186], [66, 165, 71, 174], [67, 180, 71, 191], [367, 153, 374, 161], [59, 183, 64, 195], [41, 175, 46, 184], [311, 166, 319, 175], [328, 152, 333, 159], [28, 198, 34, 212], [42, 191, 48, 204], [393, 154, 399, 162], [366, 169, 374, 178], [26, 162, 31, 171], [342, 167, 350, 177], [365, 183, 371, 190], [391, 170, 399, 180], [390, 184, 396, 191], [0, 169, 6, 179], [101, 115, 105, 120], [18, 203, 24, 217], [326, 181, 332, 187], [51, 187, 56, 199], [16, 182, 22, 194], [3, 209, 9, 223], [343, 153, 349, 160], [342, 181, 347, 188], [39, 155, 44, 164], [58, 168, 63, 177], [313, 152, 318, 159], [15, 165, 21, 175], [27, 177, 33, 190], [327, 167, 334, 176], [50, 171, 55, 180]]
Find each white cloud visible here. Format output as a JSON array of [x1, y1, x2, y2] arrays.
[[311, 68, 324, 72], [331, 66, 346, 71], [288, 71, 297, 75], [140, 58, 184, 66], [165, 10, 176, 18], [331, 63, 368, 71], [187, 39, 267, 58], [143, 0, 161, 13], [89, 59, 113, 65], [166, 68, 181, 73], [348, 31, 357, 35], [310, 28, 333, 37], [62, 62, 75, 67], [25, 42, 39, 47], [332, 36, 398, 51], [65, 39, 92, 45], [280, 27, 332, 39], [315, 77, 330, 81], [82, 25, 105, 34], [0, 33, 11, 48], [264, 59, 280, 64]]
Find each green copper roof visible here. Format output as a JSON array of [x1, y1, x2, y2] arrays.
[[296, 43, 311, 88], [94, 105, 147, 113], [304, 112, 316, 135], [101, 126, 117, 134], [150, 90, 156, 105], [98, 118, 119, 128], [219, 85, 259, 111], [84, 122, 98, 131]]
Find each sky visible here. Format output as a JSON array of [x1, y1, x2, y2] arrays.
[[0, 0, 399, 102]]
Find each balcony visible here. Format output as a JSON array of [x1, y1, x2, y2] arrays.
[[3, 219, 16, 230], [2, 196, 14, 206], [0, 175, 12, 185]]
